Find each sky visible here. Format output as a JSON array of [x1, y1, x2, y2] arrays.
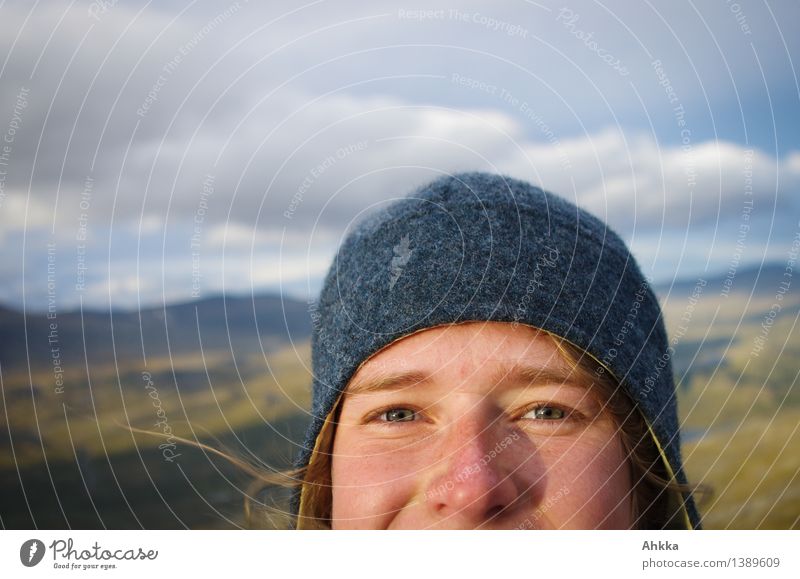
[[0, 0, 798, 311]]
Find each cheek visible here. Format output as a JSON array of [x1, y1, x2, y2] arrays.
[[330, 433, 426, 528], [534, 432, 632, 529]]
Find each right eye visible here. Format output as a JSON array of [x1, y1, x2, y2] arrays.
[[378, 407, 418, 422]]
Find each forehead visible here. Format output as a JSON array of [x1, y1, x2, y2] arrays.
[[347, 321, 576, 389]]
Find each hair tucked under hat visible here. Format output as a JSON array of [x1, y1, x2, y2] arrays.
[[291, 171, 701, 529]]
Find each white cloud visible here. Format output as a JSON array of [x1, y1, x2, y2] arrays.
[[501, 128, 799, 231], [0, 193, 53, 232]]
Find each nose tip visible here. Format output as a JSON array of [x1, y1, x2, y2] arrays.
[[425, 430, 521, 525]]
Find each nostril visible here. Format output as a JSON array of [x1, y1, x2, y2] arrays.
[[486, 504, 505, 520]]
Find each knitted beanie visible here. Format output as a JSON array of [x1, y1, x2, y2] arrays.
[[290, 171, 700, 529]]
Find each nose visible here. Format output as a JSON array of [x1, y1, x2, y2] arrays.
[[424, 418, 523, 526]]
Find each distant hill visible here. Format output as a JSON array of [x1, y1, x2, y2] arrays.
[[0, 293, 316, 529], [653, 261, 788, 300], [0, 293, 312, 375]]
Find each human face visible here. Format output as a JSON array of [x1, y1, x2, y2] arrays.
[[329, 321, 634, 529]]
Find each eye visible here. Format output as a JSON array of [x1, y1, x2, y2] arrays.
[[380, 407, 418, 422], [522, 405, 566, 420]]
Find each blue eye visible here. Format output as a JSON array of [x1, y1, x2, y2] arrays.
[[523, 406, 566, 420], [381, 408, 417, 422]]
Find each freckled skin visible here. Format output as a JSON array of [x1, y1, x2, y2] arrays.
[[330, 322, 634, 529]]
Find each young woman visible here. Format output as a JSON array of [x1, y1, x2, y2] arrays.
[[289, 171, 701, 529]]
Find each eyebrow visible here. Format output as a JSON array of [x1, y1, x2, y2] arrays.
[[345, 363, 581, 396]]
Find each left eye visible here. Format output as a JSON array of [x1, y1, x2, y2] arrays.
[[380, 408, 417, 422], [522, 406, 566, 420]]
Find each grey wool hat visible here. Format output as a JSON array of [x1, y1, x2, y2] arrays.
[[291, 171, 700, 529]]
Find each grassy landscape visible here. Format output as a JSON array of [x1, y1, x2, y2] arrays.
[[0, 340, 312, 529], [659, 280, 800, 529]]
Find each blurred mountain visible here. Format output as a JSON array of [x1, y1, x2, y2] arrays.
[[0, 293, 312, 375], [0, 293, 316, 529], [653, 261, 789, 300]]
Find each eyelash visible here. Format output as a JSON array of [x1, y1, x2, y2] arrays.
[[364, 403, 582, 426]]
